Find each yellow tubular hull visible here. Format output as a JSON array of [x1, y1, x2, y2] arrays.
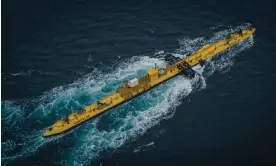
[[43, 28, 256, 137]]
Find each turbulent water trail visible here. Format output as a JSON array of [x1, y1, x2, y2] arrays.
[[1, 25, 254, 165]]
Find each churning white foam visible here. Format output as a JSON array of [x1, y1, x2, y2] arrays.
[[62, 25, 254, 166], [63, 74, 194, 165], [133, 142, 155, 153], [1, 25, 254, 165]]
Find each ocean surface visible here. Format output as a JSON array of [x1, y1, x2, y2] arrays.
[[2, 0, 276, 165]]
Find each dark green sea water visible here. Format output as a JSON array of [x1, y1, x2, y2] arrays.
[[2, 0, 276, 165]]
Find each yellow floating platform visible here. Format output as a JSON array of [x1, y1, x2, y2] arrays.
[[43, 28, 256, 137]]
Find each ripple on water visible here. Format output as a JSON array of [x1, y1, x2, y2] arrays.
[[1, 24, 254, 165]]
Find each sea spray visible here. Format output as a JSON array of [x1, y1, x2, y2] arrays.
[[1, 25, 254, 165]]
